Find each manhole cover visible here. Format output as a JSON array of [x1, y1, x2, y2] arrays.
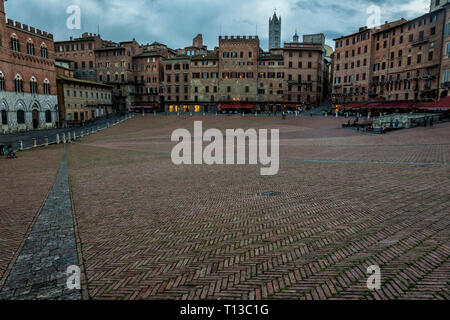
[[261, 191, 281, 197]]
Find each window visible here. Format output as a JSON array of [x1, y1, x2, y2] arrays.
[[43, 79, 51, 95], [14, 74, 23, 93], [17, 110, 25, 124], [26, 39, 35, 55], [11, 34, 20, 52], [30, 77, 38, 94], [41, 43, 48, 58]]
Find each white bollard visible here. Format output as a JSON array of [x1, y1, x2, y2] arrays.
[[18, 140, 23, 151], [56, 134, 60, 144], [67, 131, 71, 142], [73, 131, 76, 140], [62, 133, 66, 144], [44, 136, 49, 147], [32, 138, 37, 148]]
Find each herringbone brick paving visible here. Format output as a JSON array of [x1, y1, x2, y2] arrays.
[[64, 116, 449, 300], [0, 146, 63, 288]]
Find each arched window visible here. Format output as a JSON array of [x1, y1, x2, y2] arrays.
[[0, 71, 4, 91], [43, 78, 50, 95], [1, 110, 7, 125], [17, 110, 25, 124], [26, 39, 35, 55], [14, 74, 23, 93], [45, 110, 52, 123], [10, 34, 20, 52], [41, 43, 48, 59], [30, 76, 38, 94]]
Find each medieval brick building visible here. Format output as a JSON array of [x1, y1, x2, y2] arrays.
[[0, 0, 58, 133]]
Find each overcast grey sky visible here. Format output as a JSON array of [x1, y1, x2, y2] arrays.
[[5, 0, 431, 50]]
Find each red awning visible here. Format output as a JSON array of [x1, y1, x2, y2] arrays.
[[341, 103, 365, 110], [379, 102, 414, 109], [220, 104, 255, 109], [419, 96, 450, 111]]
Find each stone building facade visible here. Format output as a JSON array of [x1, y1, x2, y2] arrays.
[[131, 51, 165, 112], [162, 34, 327, 113], [332, 2, 450, 105], [164, 56, 191, 105], [218, 36, 259, 103], [189, 53, 219, 112], [56, 59, 113, 124], [333, 27, 374, 104], [282, 41, 325, 106], [0, 0, 58, 134], [54, 33, 103, 82], [95, 40, 141, 112]]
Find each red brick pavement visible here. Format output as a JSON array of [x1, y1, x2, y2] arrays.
[[0, 146, 63, 286], [66, 116, 450, 300]]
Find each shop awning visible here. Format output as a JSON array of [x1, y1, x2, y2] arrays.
[[419, 96, 450, 111], [220, 104, 256, 109], [341, 103, 367, 110]]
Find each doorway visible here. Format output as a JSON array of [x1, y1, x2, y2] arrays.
[[32, 109, 39, 129]]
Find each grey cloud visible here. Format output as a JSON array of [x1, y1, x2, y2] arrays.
[[4, 0, 430, 50]]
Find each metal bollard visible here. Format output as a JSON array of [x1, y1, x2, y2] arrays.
[[44, 136, 49, 147], [56, 133, 60, 144], [18, 140, 23, 151], [32, 138, 37, 148], [62, 133, 66, 144]]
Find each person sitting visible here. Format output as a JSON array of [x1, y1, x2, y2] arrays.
[[6, 145, 16, 158]]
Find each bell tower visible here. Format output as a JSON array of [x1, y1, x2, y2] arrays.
[[269, 10, 281, 50], [0, 0, 6, 48]]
